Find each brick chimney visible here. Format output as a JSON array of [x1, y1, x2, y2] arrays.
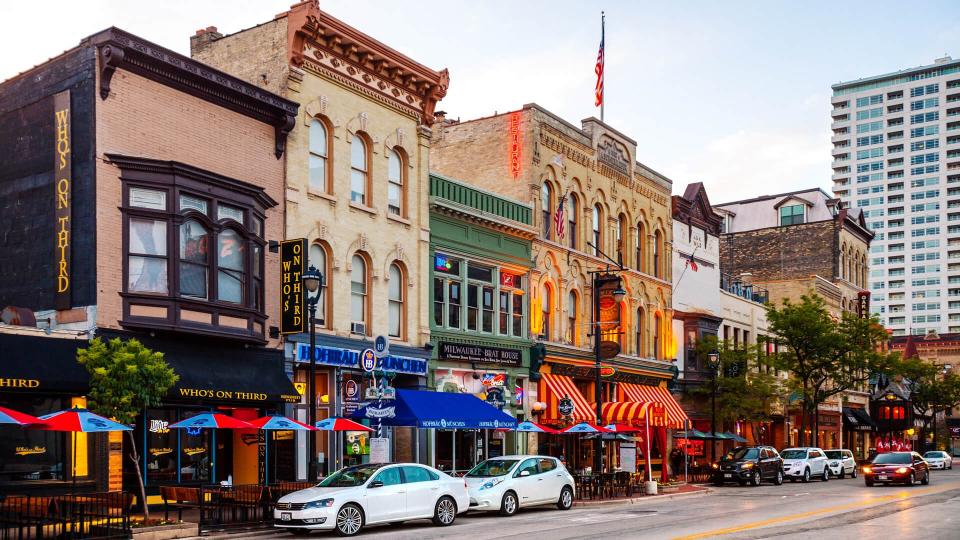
[[190, 26, 223, 56]]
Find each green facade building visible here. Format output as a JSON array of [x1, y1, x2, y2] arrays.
[[428, 173, 536, 471]]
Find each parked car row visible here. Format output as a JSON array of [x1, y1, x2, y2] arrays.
[[712, 446, 944, 489], [274, 455, 575, 536]]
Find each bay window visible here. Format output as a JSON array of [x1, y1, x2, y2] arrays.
[[433, 253, 525, 337]]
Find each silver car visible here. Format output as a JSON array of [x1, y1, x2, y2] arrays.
[[824, 449, 857, 478]]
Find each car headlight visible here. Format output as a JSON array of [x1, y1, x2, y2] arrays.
[[479, 478, 504, 491], [830, 461, 839, 466], [741, 462, 754, 469], [862, 466, 872, 473], [896, 467, 909, 474], [303, 498, 335, 509], [711, 463, 719, 469]]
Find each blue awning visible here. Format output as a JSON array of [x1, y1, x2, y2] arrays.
[[352, 389, 517, 429]]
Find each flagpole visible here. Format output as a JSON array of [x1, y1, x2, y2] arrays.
[[600, 11, 605, 123]]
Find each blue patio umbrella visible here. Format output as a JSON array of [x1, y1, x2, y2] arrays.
[[562, 422, 612, 434]]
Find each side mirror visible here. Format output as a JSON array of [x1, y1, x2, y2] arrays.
[[519, 470, 530, 477], [368, 480, 384, 488]]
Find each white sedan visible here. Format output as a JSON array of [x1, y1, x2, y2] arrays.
[[923, 451, 953, 470], [274, 463, 469, 536], [464, 455, 575, 516]]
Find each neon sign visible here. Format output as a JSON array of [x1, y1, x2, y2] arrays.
[[509, 111, 521, 179], [435, 255, 452, 272]]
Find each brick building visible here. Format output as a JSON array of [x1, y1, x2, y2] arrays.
[[190, 0, 448, 474], [430, 104, 688, 478], [0, 28, 299, 496], [714, 188, 874, 452]]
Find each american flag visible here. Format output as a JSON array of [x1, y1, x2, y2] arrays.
[[594, 17, 604, 107], [555, 193, 567, 239]]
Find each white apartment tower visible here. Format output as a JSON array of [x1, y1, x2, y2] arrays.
[[832, 56, 960, 336]]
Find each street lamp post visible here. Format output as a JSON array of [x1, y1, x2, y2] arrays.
[[591, 273, 627, 473], [707, 351, 720, 463], [302, 265, 323, 480]]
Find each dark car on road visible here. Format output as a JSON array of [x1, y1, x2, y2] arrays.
[[713, 446, 784, 486], [863, 451, 930, 487]]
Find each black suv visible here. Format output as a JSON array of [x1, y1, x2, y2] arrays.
[[712, 446, 784, 486]]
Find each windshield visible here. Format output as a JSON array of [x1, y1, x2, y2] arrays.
[[873, 453, 911, 465], [825, 451, 843, 460], [318, 464, 383, 487], [723, 448, 759, 461], [466, 459, 520, 477], [780, 450, 808, 460], [923, 451, 943, 458]]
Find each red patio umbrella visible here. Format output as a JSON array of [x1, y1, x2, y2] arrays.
[[315, 417, 373, 431], [0, 406, 43, 425], [603, 423, 642, 433]]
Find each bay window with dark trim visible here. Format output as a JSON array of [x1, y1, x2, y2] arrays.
[[111, 155, 276, 342], [432, 253, 526, 338]]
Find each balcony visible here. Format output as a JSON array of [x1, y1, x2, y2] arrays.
[[720, 273, 769, 304], [831, 119, 849, 129], [832, 145, 850, 156], [832, 171, 850, 182], [831, 133, 850, 144]]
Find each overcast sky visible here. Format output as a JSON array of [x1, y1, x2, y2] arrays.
[[3, 1, 958, 202]]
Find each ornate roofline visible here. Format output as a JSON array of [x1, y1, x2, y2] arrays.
[[285, 1, 448, 125], [86, 27, 298, 159]]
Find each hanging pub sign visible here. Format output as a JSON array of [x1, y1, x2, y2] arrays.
[[857, 291, 870, 319], [558, 396, 575, 417], [280, 238, 306, 334], [438, 341, 522, 366], [53, 90, 72, 310]]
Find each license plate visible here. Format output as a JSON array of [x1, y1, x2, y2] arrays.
[[281, 512, 292, 521], [724, 473, 732, 478], [876, 475, 887, 480]]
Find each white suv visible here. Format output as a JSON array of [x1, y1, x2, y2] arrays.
[[781, 447, 830, 482], [464, 455, 575, 516], [824, 449, 857, 478]]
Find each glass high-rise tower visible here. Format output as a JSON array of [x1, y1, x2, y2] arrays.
[[832, 56, 960, 336]]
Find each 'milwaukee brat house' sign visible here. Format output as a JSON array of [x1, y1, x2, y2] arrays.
[[438, 342, 522, 366]]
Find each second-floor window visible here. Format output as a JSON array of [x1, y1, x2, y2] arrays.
[[309, 119, 329, 193], [351, 134, 369, 205], [592, 205, 602, 255], [350, 254, 368, 333], [542, 182, 553, 239], [387, 148, 405, 216], [433, 254, 525, 337], [567, 194, 578, 249]]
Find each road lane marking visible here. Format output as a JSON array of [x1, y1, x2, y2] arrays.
[[672, 482, 960, 540]]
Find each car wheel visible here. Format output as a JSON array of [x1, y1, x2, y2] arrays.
[[949, 464, 953, 470], [286, 528, 311, 536], [751, 471, 761, 487], [921, 471, 930, 486], [822, 468, 830, 482], [838, 468, 844, 479], [852, 467, 858, 479], [865, 478, 873, 487], [774, 470, 783, 485], [908, 472, 915, 486], [801, 468, 811, 483], [335, 504, 364, 537], [499, 491, 518, 516], [432, 496, 457, 526], [557, 486, 574, 510]]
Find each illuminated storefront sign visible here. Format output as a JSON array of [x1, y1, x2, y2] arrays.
[[509, 111, 521, 179], [0, 378, 40, 389], [438, 342, 522, 366], [176, 387, 269, 401], [15, 446, 47, 456], [54, 90, 72, 310], [149, 419, 170, 433], [295, 343, 428, 375], [280, 238, 306, 334]]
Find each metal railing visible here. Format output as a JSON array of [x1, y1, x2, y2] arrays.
[[0, 492, 132, 540], [720, 273, 769, 304], [164, 482, 315, 533]]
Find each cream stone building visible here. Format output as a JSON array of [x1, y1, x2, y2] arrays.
[[431, 105, 687, 476], [191, 0, 448, 475]]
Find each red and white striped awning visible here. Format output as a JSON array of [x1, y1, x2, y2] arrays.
[[539, 373, 593, 423], [596, 401, 655, 425], [620, 382, 690, 429]]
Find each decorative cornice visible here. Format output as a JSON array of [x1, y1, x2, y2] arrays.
[[86, 27, 298, 159], [285, 1, 448, 126], [429, 198, 538, 239]]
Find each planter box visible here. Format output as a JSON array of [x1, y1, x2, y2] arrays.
[[132, 522, 198, 540]]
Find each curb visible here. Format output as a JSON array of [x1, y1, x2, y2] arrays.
[[572, 487, 713, 507], [180, 528, 276, 540]]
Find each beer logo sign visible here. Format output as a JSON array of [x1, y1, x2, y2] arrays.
[[558, 396, 575, 417]]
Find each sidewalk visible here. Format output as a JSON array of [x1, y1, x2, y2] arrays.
[[572, 483, 712, 507]]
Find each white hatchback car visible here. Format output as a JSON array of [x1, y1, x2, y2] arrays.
[[465, 455, 575, 516], [781, 447, 831, 482], [923, 450, 953, 470], [824, 449, 858, 479], [274, 463, 469, 536]]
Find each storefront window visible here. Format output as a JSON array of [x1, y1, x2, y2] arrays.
[[178, 411, 212, 483], [0, 396, 71, 483], [145, 409, 178, 485]]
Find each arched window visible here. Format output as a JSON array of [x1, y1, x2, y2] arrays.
[[617, 214, 628, 265], [635, 307, 646, 356], [567, 290, 579, 345], [541, 284, 552, 340], [861, 254, 867, 288], [387, 148, 405, 216], [653, 229, 663, 279], [350, 134, 369, 205], [308, 119, 329, 193], [653, 312, 662, 359], [567, 193, 579, 249], [592, 205, 603, 256], [351, 254, 368, 333], [388, 263, 405, 339], [309, 242, 329, 326], [217, 229, 245, 304], [636, 221, 646, 273], [179, 219, 209, 299], [541, 182, 553, 239], [839, 245, 846, 281]]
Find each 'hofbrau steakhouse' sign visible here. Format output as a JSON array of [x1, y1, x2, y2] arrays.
[[54, 90, 72, 310]]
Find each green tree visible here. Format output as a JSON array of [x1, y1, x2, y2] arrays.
[[766, 295, 895, 447], [896, 356, 960, 450], [77, 338, 177, 521]]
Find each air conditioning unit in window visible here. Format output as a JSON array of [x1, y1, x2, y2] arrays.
[[350, 322, 366, 335]]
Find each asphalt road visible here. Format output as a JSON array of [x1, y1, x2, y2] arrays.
[[265, 468, 960, 539]]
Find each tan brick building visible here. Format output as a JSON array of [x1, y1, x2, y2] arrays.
[[431, 104, 688, 476], [191, 0, 448, 474]]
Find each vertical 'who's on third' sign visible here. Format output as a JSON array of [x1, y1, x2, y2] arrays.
[[280, 239, 306, 334]]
